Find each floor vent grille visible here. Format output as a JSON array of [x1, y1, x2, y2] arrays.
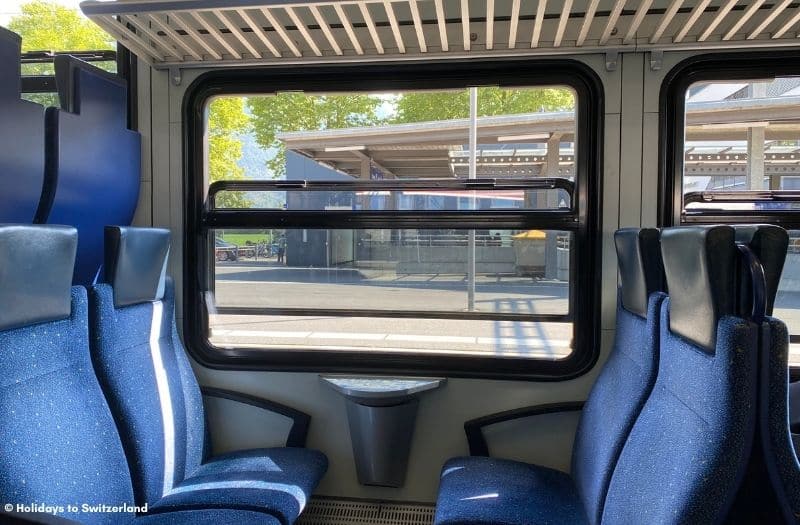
[[297, 498, 435, 525]]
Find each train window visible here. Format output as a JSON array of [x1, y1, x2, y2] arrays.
[[4, 1, 117, 107], [186, 62, 602, 378], [663, 54, 800, 366]]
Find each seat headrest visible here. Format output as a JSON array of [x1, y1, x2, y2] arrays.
[[0, 225, 77, 331], [104, 226, 170, 308], [734, 225, 789, 316], [661, 225, 737, 352], [614, 228, 664, 318]]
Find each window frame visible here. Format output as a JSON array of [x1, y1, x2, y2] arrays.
[[659, 51, 800, 227], [183, 59, 604, 381], [659, 51, 800, 365]]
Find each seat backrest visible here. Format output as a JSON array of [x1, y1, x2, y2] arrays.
[[759, 317, 800, 523], [42, 56, 140, 286], [602, 225, 758, 524], [0, 225, 136, 523], [571, 228, 665, 525], [89, 226, 206, 507], [731, 225, 799, 522], [0, 28, 46, 224]]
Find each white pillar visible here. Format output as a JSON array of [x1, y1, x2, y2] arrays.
[[467, 87, 477, 311], [747, 82, 767, 190], [544, 134, 561, 279]]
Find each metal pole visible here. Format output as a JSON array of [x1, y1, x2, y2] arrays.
[[467, 87, 477, 311]]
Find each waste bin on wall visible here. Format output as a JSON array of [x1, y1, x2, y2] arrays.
[[320, 376, 446, 487]]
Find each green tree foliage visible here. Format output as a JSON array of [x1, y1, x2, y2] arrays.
[[9, 1, 115, 106], [393, 87, 575, 123], [207, 97, 252, 208], [246, 93, 384, 178], [8, 0, 114, 52]]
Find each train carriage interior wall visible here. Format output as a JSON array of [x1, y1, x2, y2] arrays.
[[3, 0, 800, 524]]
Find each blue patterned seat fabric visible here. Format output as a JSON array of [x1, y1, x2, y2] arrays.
[[0, 227, 138, 524], [603, 226, 758, 523], [89, 226, 326, 525], [758, 318, 800, 523], [135, 509, 281, 524], [434, 228, 665, 525], [0, 225, 287, 524]]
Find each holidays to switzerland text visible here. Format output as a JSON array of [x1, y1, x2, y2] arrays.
[[7, 503, 149, 514]]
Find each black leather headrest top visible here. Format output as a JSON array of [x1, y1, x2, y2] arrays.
[[661, 225, 737, 352], [0, 225, 77, 331], [734, 225, 789, 316], [104, 226, 170, 308], [615, 228, 664, 318]]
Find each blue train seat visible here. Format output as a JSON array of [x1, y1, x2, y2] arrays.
[[0, 28, 46, 224], [89, 226, 327, 525], [0, 224, 281, 525], [731, 225, 799, 523], [759, 317, 800, 524], [602, 225, 758, 523], [434, 228, 666, 525], [42, 56, 140, 286]]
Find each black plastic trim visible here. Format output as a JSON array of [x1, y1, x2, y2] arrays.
[[464, 401, 585, 456], [183, 58, 604, 381], [19, 49, 119, 95], [205, 210, 578, 230], [201, 386, 310, 447], [736, 243, 767, 323], [214, 306, 570, 323], [209, 177, 576, 202]]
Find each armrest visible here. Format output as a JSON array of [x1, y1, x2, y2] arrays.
[[201, 386, 311, 448], [464, 401, 585, 457]]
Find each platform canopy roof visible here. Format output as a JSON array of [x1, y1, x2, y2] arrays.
[[276, 94, 800, 179], [80, 0, 800, 70]]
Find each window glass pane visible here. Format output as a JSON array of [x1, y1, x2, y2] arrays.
[[683, 77, 800, 211], [208, 228, 572, 358], [203, 84, 580, 363], [206, 86, 576, 209], [212, 185, 572, 211], [776, 229, 800, 366], [210, 315, 571, 360]]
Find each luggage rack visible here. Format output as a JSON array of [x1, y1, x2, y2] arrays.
[[79, 0, 800, 73]]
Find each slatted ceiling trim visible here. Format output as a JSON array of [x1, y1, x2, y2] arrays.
[[101, 14, 165, 62], [310, 5, 343, 54], [333, 3, 364, 54], [749, 0, 793, 38], [774, 6, 800, 38], [148, 13, 203, 59], [698, 0, 736, 41], [484, 0, 493, 50], [507, 0, 519, 49], [80, 1, 800, 69], [577, 0, 601, 46], [624, 0, 655, 44], [358, 3, 385, 54], [531, 0, 548, 48], [724, 0, 766, 39], [173, 11, 222, 59]]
